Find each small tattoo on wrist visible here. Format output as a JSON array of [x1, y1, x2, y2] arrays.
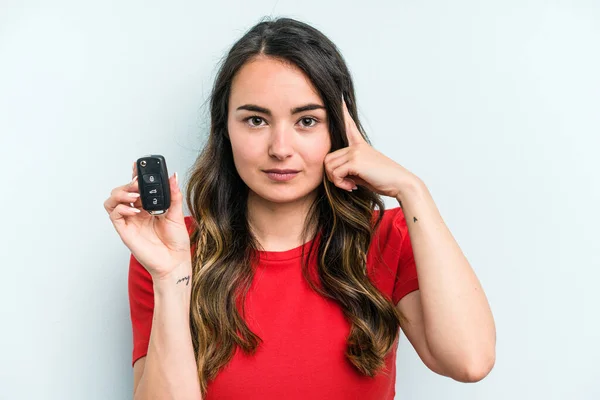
[[176, 275, 190, 286]]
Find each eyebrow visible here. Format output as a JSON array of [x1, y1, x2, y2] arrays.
[[236, 103, 326, 116]]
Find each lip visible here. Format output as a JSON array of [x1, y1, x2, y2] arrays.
[[263, 169, 300, 173], [264, 170, 299, 182]]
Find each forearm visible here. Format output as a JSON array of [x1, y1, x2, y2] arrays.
[[134, 262, 202, 400], [396, 179, 496, 376]]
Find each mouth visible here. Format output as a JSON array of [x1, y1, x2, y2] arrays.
[[263, 169, 300, 174], [263, 170, 300, 182]]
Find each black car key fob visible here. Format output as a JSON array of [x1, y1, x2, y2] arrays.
[[136, 154, 171, 215]]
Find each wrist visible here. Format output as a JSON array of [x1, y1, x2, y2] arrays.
[[152, 260, 193, 293], [395, 176, 427, 204]]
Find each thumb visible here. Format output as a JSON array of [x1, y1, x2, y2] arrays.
[[165, 172, 184, 222]]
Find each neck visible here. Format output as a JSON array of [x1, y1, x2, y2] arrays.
[[247, 190, 319, 251]]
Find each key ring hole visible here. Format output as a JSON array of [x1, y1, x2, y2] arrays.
[[140, 160, 147, 167]]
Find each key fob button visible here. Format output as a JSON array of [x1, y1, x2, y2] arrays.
[[142, 174, 160, 184], [149, 196, 164, 207], [144, 184, 163, 196]]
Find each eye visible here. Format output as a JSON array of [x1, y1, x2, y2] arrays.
[[244, 116, 266, 128], [299, 117, 318, 128], [242, 115, 320, 129]]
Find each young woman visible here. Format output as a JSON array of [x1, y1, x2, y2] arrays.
[[104, 17, 496, 400]]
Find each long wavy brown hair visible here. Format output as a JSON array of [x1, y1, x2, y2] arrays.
[[184, 16, 407, 397]]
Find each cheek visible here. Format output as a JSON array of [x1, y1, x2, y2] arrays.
[[228, 127, 258, 164], [231, 141, 256, 163], [231, 148, 263, 180], [305, 152, 326, 169], [301, 137, 331, 171]]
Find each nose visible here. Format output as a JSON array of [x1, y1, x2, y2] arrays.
[[267, 124, 294, 160]]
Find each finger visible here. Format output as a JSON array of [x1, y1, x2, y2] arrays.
[[117, 189, 141, 207], [108, 203, 142, 232], [104, 190, 140, 214], [164, 172, 184, 223], [324, 147, 350, 165], [348, 176, 369, 188], [342, 98, 364, 146], [104, 177, 140, 214], [330, 162, 357, 191], [132, 161, 137, 180], [326, 152, 348, 175], [326, 161, 357, 191], [125, 175, 141, 207], [126, 175, 139, 192]]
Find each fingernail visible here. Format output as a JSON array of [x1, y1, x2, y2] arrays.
[[352, 185, 358, 190], [131, 175, 138, 184], [128, 192, 140, 198], [130, 207, 141, 213], [175, 171, 178, 185]]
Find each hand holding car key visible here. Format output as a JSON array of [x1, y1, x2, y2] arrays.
[[103, 154, 192, 281]]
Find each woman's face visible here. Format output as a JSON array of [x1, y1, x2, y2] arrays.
[[227, 56, 332, 204]]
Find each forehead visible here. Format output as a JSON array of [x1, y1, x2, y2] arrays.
[[229, 57, 322, 106]]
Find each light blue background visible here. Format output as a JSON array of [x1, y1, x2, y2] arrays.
[[1, 1, 599, 399]]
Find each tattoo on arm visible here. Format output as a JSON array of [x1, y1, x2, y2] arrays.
[[398, 200, 417, 222], [176, 275, 190, 286]]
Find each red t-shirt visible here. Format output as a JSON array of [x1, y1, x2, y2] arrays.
[[128, 206, 419, 399]]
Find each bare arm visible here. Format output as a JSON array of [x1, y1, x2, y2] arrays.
[[133, 262, 202, 400], [395, 179, 496, 382]]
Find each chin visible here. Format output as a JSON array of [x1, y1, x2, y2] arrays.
[[249, 185, 313, 204], [253, 191, 302, 204]]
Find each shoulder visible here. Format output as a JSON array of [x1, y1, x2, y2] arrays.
[[366, 206, 411, 276], [366, 206, 408, 268], [367, 206, 418, 303], [371, 206, 409, 242]]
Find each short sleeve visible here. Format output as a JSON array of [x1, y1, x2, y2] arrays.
[[391, 208, 420, 305], [128, 252, 155, 367]]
